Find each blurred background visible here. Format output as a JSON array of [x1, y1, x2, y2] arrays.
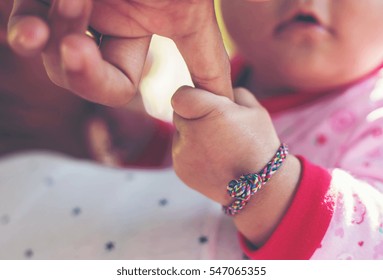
[[139, 0, 234, 122]]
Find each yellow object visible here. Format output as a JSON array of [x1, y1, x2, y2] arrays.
[[215, 0, 236, 57]]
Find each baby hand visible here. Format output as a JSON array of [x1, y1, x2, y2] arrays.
[[172, 86, 302, 245], [171, 86, 281, 205]]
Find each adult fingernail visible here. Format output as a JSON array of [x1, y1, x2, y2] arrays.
[[57, 0, 84, 18], [61, 41, 84, 71]]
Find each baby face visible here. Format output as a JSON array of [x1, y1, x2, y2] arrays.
[[221, 0, 383, 93]]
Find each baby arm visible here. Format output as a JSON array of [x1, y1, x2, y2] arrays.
[[171, 86, 302, 248], [172, 86, 383, 260]]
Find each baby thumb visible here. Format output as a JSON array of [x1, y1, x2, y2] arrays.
[[172, 86, 230, 120], [233, 87, 261, 108]]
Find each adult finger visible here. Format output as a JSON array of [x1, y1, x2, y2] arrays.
[[173, 1, 233, 100], [60, 35, 151, 106], [7, 0, 50, 56], [49, 0, 91, 39], [41, 0, 92, 84], [35, 0, 149, 106]]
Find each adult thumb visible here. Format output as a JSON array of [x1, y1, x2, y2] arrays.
[[171, 86, 231, 120]]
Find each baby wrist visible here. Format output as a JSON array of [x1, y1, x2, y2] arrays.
[[222, 143, 289, 216]]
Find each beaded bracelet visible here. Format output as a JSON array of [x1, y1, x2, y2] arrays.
[[223, 143, 289, 216]]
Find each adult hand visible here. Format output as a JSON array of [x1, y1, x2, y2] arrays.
[[8, 0, 233, 106]]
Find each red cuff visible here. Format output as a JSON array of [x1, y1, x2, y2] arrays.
[[239, 156, 334, 259]]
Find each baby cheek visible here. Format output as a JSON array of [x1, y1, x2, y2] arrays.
[[337, 11, 383, 69]]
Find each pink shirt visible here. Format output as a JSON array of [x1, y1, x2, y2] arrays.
[[234, 59, 383, 259]]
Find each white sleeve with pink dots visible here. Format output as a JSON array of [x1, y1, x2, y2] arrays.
[[312, 120, 383, 260]]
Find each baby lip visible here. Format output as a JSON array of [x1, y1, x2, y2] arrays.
[[274, 12, 328, 34], [293, 14, 319, 24]]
